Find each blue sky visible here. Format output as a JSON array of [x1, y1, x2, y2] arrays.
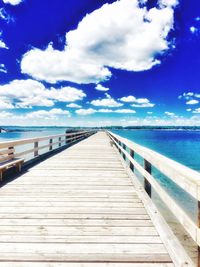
[[0, 0, 199, 126]]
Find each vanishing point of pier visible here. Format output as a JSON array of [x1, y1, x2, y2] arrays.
[[0, 130, 199, 266]]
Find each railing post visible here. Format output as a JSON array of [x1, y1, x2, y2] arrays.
[[65, 134, 68, 145], [130, 149, 134, 171], [59, 137, 62, 147], [8, 146, 14, 159], [198, 202, 200, 266], [49, 139, 53, 151], [122, 143, 126, 160], [34, 141, 39, 157], [144, 159, 151, 197]]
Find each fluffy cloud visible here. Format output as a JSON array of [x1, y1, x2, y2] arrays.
[[165, 111, 175, 116], [120, 95, 155, 107], [21, 0, 177, 84], [0, 64, 7, 73], [2, 0, 23, 5], [0, 39, 8, 49], [186, 99, 199, 105], [0, 79, 86, 108], [91, 94, 123, 108], [98, 108, 136, 113], [75, 108, 96, 115], [95, 84, 109, 91], [25, 108, 70, 119], [193, 108, 200, 114], [66, 103, 82, 108]]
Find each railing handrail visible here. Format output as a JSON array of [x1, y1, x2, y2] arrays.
[[108, 131, 200, 200], [107, 130, 200, 249], [0, 130, 90, 149]]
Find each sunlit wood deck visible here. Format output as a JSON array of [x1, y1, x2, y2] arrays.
[[0, 132, 193, 266]]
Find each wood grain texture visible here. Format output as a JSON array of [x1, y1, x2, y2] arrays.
[[0, 132, 175, 265]]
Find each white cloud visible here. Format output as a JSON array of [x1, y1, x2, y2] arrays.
[[120, 95, 155, 107], [2, 0, 23, 5], [21, 0, 177, 84], [131, 103, 155, 108], [115, 109, 136, 114], [0, 39, 8, 49], [75, 108, 96, 115], [66, 103, 82, 108], [0, 79, 86, 108], [119, 95, 137, 102], [91, 94, 123, 108], [98, 108, 136, 113], [95, 84, 109, 91], [0, 99, 14, 109], [190, 26, 198, 34], [186, 109, 192, 112], [25, 108, 70, 119], [159, 0, 179, 7], [165, 111, 175, 116], [147, 111, 153, 114], [193, 108, 200, 114], [0, 64, 7, 73], [186, 99, 199, 105]]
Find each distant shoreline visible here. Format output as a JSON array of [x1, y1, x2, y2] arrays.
[[1, 126, 200, 133]]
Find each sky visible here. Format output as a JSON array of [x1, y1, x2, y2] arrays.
[[0, 0, 200, 126]]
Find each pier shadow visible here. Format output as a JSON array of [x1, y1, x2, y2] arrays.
[[0, 135, 91, 188]]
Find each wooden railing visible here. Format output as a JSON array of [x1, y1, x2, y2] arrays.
[[0, 130, 95, 163], [108, 131, 200, 260]]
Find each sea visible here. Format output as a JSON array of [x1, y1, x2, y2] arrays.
[[0, 126, 200, 222]]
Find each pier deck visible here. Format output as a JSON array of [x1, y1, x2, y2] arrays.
[[0, 132, 187, 266]]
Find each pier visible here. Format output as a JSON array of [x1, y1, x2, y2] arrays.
[[0, 130, 199, 266]]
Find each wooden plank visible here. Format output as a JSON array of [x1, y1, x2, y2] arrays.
[[0, 263, 174, 267], [0, 131, 174, 265], [0, 218, 152, 226], [0, 235, 161, 243]]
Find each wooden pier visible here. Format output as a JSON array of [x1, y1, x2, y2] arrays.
[[0, 131, 198, 266]]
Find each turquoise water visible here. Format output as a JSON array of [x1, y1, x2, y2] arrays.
[[112, 129, 200, 171], [0, 127, 66, 142], [112, 129, 200, 221]]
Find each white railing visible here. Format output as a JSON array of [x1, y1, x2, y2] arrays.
[[0, 130, 95, 163], [108, 131, 200, 253]]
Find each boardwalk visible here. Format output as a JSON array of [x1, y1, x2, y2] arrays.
[[0, 132, 183, 266]]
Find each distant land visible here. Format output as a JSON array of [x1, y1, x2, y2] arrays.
[[1, 125, 200, 133]]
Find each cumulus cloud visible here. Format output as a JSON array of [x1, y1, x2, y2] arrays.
[[25, 108, 70, 119], [2, 0, 23, 5], [98, 108, 136, 113], [95, 84, 109, 91], [193, 108, 200, 114], [75, 108, 96, 115], [0, 79, 86, 108], [0, 39, 8, 49], [91, 94, 123, 108], [186, 99, 199, 105], [21, 0, 177, 84], [66, 103, 82, 108], [165, 111, 175, 116], [0, 64, 7, 73], [119, 95, 155, 107]]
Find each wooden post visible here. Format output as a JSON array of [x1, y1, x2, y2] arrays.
[[65, 134, 68, 145], [59, 137, 62, 147], [8, 146, 14, 159], [34, 141, 39, 157], [49, 139, 53, 151], [122, 143, 126, 160], [198, 201, 200, 266], [144, 159, 152, 197], [130, 149, 134, 171]]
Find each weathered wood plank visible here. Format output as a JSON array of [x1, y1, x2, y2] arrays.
[[0, 131, 175, 265]]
